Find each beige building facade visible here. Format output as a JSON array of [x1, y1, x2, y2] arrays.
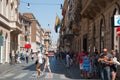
[[18, 13, 31, 53], [44, 30, 51, 51], [23, 13, 43, 53], [0, 0, 21, 63]]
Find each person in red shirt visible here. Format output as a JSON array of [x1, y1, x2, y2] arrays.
[[78, 50, 85, 77]]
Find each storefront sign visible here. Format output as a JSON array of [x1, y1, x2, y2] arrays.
[[0, 36, 3, 46], [114, 15, 120, 26]]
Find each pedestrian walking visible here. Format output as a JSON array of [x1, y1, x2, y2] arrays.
[[93, 49, 101, 78], [25, 51, 29, 64], [17, 51, 21, 63], [83, 52, 90, 79], [77, 50, 85, 77], [56, 51, 60, 60], [90, 54, 97, 78], [66, 52, 70, 68], [98, 48, 114, 80], [30, 49, 34, 61], [43, 51, 52, 77], [36, 50, 43, 77], [110, 50, 120, 80], [9, 52, 12, 65]]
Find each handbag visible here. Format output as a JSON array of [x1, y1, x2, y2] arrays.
[[35, 60, 38, 65]]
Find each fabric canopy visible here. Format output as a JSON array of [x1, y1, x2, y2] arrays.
[[24, 44, 31, 49]]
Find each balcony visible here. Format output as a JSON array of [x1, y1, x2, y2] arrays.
[[10, 21, 22, 35], [23, 30, 30, 36], [0, 13, 10, 28], [81, 0, 114, 19], [72, 27, 80, 36]]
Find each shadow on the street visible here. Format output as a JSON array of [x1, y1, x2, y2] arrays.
[[22, 56, 81, 79], [22, 63, 36, 71]]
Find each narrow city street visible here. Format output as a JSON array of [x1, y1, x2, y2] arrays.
[[0, 56, 100, 80], [1, 0, 120, 80]]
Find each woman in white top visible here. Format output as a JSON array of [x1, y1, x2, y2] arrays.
[[36, 50, 43, 77], [43, 51, 52, 76]]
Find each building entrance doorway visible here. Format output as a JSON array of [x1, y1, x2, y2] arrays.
[[83, 34, 87, 51]]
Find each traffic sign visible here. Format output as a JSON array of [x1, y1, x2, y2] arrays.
[[116, 27, 120, 36]]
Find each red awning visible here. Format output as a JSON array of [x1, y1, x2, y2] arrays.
[[24, 44, 31, 49]]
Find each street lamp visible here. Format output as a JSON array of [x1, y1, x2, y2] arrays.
[[27, 3, 30, 9]]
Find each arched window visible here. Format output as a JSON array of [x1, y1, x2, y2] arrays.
[[93, 25, 96, 49], [6, 0, 8, 5], [100, 18, 105, 52]]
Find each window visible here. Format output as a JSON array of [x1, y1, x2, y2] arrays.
[[25, 26, 27, 31], [25, 36, 27, 41], [11, 3, 13, 9], [6, 0, 8, 5]]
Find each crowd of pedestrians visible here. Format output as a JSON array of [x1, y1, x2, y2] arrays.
[[54, 48, 120, 80], [9, 48, 120, 80], [77, 48, 120, 80], [55, 48, 120, 80], [9, 50, 36, 65]]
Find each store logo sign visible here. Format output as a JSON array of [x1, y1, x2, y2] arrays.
[[114, 15, 120, 26]]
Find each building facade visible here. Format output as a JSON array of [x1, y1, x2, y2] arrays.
[[61, 0, 120, 53], [39, 28, 44, 52], [18, 13, 31, 53], [0, 0, 21, 63], [23, 13, 43, 53], [44, 29, 51, 51]]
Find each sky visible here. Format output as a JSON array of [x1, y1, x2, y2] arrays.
[[19, 0, 64, 43]]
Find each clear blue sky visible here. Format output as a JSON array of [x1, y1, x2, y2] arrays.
[[19, 0, 64, 43]]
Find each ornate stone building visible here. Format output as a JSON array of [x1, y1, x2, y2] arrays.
[[60, 0, 120, 53], [44, 30, 51, 51], [60, 0, 81, 53], [0, 0, 21, 63]]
